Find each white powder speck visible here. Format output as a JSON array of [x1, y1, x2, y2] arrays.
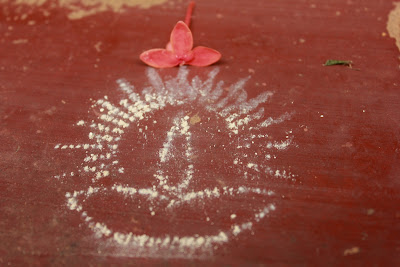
[[102, 135, 113, 142], [112, 128, 124, 134], [94, 222, 112, 237], [232, 225, 241, 236], [255, 204, 276, 222], [247, 163, 258, 170]]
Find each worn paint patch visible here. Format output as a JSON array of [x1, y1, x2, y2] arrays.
[[343, 246, 360, 256], [54, 67, 295, 258], [4, 0, 169, 19], [387, 2, 400, 52]]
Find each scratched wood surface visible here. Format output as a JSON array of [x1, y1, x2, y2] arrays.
[[1, 0, 400, 265]]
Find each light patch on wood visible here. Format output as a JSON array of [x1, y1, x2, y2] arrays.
[[387, 2, 400, 52], [12, 0, 47, 4], [189, 114, 201, 125], [343, 246, 360, 256], [367, 208, 375, 215], [4, 0, 169, 20], [12, 39, 28, 44], [94, 42, 102, 52]]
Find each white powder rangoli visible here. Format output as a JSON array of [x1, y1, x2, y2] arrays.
[[54, 67, 295, 258]]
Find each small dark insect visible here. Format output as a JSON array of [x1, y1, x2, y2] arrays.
[[323, 60, 360, 71], [323, 59, 353, 67]]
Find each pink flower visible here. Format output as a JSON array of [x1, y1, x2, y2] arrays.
[[140, 2, 221, 68]]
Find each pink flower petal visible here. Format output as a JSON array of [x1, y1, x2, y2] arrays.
[[170, 21, 193, 57], [140, 49, 179, 68], [187, 46, 222, 66], [166, 42, 173, 51]]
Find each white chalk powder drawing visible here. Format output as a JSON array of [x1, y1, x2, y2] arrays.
[[54, 67, 295, 258]]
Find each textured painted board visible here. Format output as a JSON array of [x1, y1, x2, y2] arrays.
[[1, 0, 400, 265]]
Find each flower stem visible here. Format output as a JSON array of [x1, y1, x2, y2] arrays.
[[184, 1, 196, 27]]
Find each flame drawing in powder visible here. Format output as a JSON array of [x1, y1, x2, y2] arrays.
[[54, 67, 295, 258]]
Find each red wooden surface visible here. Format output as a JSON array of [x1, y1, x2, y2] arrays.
[[1, 0, 400, 265]]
